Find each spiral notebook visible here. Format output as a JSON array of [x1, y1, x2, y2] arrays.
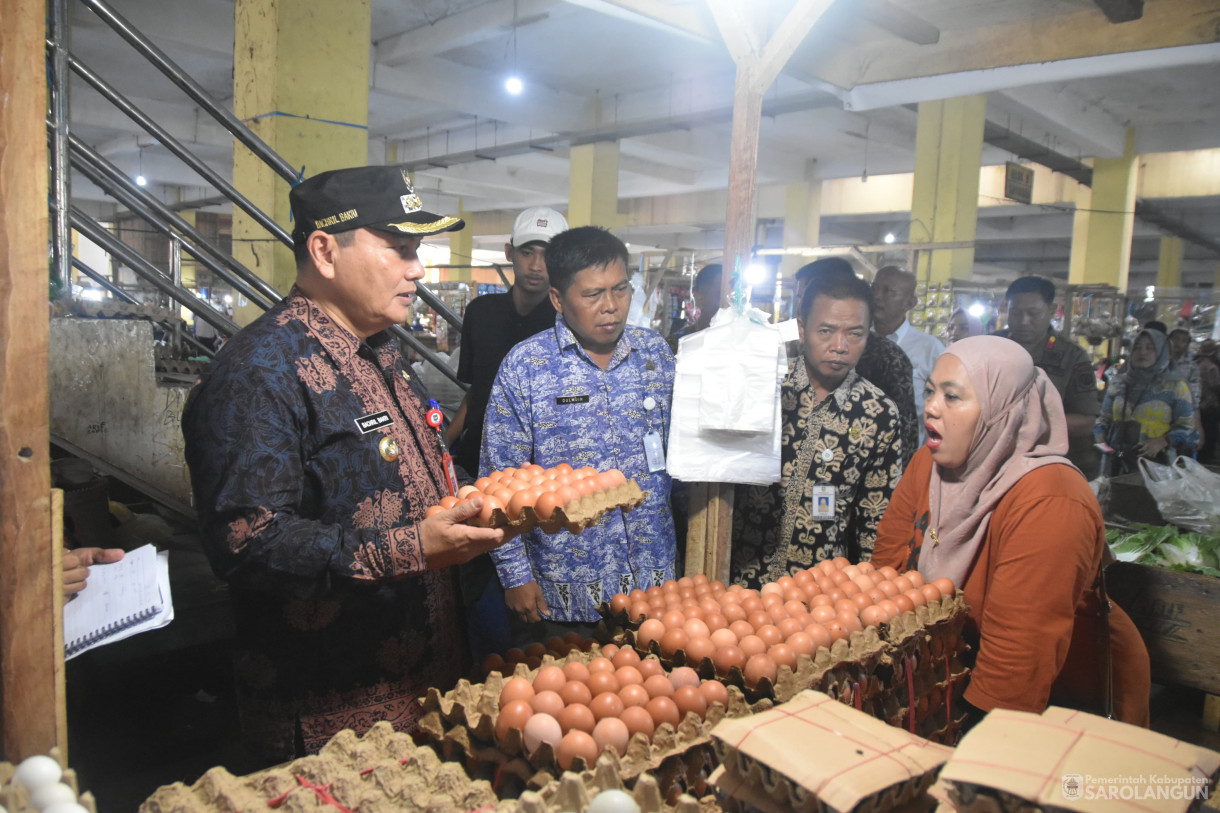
[[63, 544, 173, 659]]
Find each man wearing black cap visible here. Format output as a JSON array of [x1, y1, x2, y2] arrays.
[[182, 165, 509, 761]]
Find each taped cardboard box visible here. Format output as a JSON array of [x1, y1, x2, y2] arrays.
[[709, 690, 954, 813], [936, 706, 1220, 813]]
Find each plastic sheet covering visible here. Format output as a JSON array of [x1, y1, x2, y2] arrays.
[[667, 308, 785, 485]]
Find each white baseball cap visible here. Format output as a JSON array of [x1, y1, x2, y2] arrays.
[[511, 206, 568, 246]]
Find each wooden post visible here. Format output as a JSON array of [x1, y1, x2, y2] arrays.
[[0, 0, 60, 759], [684, 0, 834, 583]]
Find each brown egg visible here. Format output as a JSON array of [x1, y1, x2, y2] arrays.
[[860, 605, 888, 628], [809, 605, 837, 624], [903, 588, 928, 608], [532, 690, 566, 721], [589, 691, 626, 722], [627, 602, 650, 623], [587, 656, 614, 674], [738, 634, 767, 658], [777, 617, 805, 638], [546, 636, 568, 656], [856, 561, 876, 575], [592, 716, 631, 756], [831, 570, 850, 586], [852, 575, 876, 592], [756, 625, 784, 647], [557, 729, 599, 771], [524, 642, 547, 658], [645, 696, 681, 729], [673, 685, 708, 720], [921, 583, 943, 604], [825, 588, 845, 604], [834, 599, 859, 616], [893, 593, 916, 614], [728, 619, 755, 640], [496, 699, 534, 740], [587, 670, 619, 697], [841, 565, 861, 580], [505, 647, 527, 664], [636, 657, 664, 679], [481, 653, 506, 676], [712, 645, 746, 676], [682, 618, 711, 640], [608, 593, 631, 615], [659, 628, 689, 658], [533, 665, 567, 694], [522, 712, 563, 755], [892, 575, 914, 594], [867, 588, 887, 604], [877, 565, 899, 581], [615, 665, 644, 687], [878, 599, 901, 621], [703, 612, 728, 632], [506, 487, 540, 521], [932, 577, 957, 598], [490, 486, 516, 505], [620, 705, 655, 741], [804, 623, 832, 650], [643, 674, 674, 698], [668, 666, 700, 689], [424, 505, 445, 518], [906, 570, 926, 588], [500, 676, 536, 708], [768, 643, 797, 671], [824, 621, 849, 643], [877, 580, 900, 598], [660, 609, 686, 629], [524, 655, 543, 670], [457, 485, 481, 499], [739, 595, 764, 615], [619, 683, 650, 709], [767, 606, 791, 626], [683, 635, 715, 667], [634, 619, 665, 650], [709, 628, 738, 649], [836, 611, 863, 633], [556, 703, 596, 736], [810, 594, 834, 608], [699, 679, 730, 709], [476, 494, 505, 527], [852, 593, 873, 611], [839, 581, 862, 598], [786, 631, 815, 659], [743, 654, 778, 688], [562, 661, 591, 684], [533, 489, 564, 520], [721, 603, 748, 623], [601, 643, 621, 659], [559, 680, 593, 707], [439, 495, 460, 509]]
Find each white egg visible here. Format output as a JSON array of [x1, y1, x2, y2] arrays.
[[31, 783, 78, 810], [587, 789, 641, 813], [40, 804, 88, 813], [13, 755, 62, 791]]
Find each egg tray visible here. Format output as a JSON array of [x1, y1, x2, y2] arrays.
[[482, 480, 647, 535], [0, 751, 97, 813], [515, 751, 724, 813], [140, 722, 507, 813], [709, 744, 942, 813], [415, 653, 756, 795]]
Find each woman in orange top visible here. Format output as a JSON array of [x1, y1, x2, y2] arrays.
[[873, 336, 1150, 725]]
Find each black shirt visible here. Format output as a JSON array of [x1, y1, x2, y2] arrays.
[[455, 290, 556, 474]]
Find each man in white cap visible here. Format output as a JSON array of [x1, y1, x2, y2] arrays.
[[450, 205, 567, 657]]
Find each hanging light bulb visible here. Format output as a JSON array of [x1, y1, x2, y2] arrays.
[[504, 0, 523, 96], [135, 145, 147, 186], [505, 76, 523, 95]]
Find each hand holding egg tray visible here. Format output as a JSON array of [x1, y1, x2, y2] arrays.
[[424, 464, 647, 536]]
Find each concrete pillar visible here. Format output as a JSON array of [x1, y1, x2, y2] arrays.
[[448, 198, 473, 283], [1156, 235, 1183, 288], [910, 95, 986, 284], [231, 0, 371, 325], [1078, 131, 1138, 291], [1068, 182, 1092, 286], [568, 141, 619, 228], [780, 172, 821, 282]]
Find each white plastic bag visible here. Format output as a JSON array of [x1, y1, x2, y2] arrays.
[[666, 308, 784, 485], [1138, 456, 1220, 535]]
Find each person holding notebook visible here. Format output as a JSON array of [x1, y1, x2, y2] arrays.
[[182, 166, 513, 761]]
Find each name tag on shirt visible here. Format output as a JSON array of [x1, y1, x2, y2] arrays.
[[810, 485, 836, 521], [643, 431, 666, 472], [556, 395, 590, 405], [355, 410, 393, 434]]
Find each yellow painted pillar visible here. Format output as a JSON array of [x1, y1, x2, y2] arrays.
[[1156, 236, 1183, 288], [1079, 131, 1138, 290], [231, 0, 371, 325], [568, 141, 619, 228], [780, 173, 821, 281], [1068, 183, 1092, 285], [910, 95, 986, 284], [448, 198, 473, 283]]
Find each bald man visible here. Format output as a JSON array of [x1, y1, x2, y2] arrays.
[[871, 266, 944, 446]]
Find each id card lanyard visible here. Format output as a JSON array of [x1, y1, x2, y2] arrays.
[[642, 393, 666, 472], [426, 398, 460, 497]]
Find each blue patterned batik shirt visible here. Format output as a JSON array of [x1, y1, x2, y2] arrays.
[[481, 315, 677, 622]]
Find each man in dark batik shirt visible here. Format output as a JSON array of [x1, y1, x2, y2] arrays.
[[794, 258, 918, 467], [733, 270, 903, 588], [182, 166, 509, 761]]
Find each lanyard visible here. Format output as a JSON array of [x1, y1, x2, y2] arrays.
[[426, 398, 459, 496]]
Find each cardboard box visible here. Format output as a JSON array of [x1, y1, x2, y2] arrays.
[[1105, 561, 1220, 695]]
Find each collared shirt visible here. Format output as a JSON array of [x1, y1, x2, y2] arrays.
[[182, 289, 464, 759], [1000, 329, 1100, 418], [886, 319, 944, 445], [730, 362, 904, 589], [482, 315, 677, 622], [455, 291, 556, 475]]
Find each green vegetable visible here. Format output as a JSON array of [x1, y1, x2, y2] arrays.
[[1106, 523, 1220, 577]]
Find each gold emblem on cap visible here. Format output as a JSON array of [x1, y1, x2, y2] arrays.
[[379, 436, 399, 462]]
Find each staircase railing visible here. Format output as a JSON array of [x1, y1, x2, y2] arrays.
[[48, 0, 467, 387]]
